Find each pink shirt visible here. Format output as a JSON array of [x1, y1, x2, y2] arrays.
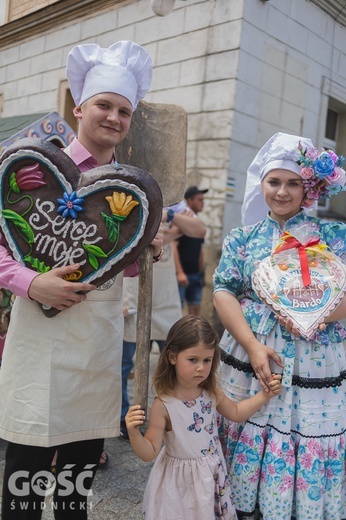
[[0, 138, 138, 298]]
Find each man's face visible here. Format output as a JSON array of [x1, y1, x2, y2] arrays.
[[73, 92, 133, 151], [187, 193, 205, 214]]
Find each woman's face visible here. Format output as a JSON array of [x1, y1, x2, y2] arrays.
[[261, 169, 305, 225]]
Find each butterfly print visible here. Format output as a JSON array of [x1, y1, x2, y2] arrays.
[[214, 501, 228, 517], [183, 399, 196, 408], [204, 414, 216, 434], [201, 440, 216, 456], [219, 475, 230, 497], [187, 412, 204, 432], [200, 399, 212, 414]]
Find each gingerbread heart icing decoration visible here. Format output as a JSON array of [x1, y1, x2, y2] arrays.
[[0, 138, 163, 317], [252, 248, 346, 339]]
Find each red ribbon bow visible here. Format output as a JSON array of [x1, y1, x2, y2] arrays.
[[274, 233, 321, 287]]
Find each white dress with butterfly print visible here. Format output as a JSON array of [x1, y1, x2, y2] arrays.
[[142, 390, 237, 520]]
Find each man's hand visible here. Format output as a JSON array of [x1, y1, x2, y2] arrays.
[[179, 208, 194, 217], [151, 223, 164, 258], [176, 271, 188, 287], [28, 264, 96, 310]]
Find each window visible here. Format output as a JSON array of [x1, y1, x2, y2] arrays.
[[318, 99, 346, 220], [325, 108, 338, 141], [8, 0, 59, 23], [318, 107, 339, 212], [58, 80, 77, 133]]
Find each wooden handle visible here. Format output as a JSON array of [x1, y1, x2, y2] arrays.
[[133, 246, 153, 414]]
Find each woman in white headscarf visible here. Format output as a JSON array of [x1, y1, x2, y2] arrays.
[[213, 133, 346, 520]]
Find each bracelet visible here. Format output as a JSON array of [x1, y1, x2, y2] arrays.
[[153, 247, 164, 262], [166, 209, 175, 223]]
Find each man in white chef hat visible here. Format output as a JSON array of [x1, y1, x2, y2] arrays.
[[0, 41, 163, 520], [65, 40, 153, 166]]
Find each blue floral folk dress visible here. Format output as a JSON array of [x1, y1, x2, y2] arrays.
[[213, 211, 346, 520]]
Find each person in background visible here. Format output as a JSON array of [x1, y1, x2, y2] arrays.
[[213, 132, 346, 519], [120, 203, 206, 440], [0, 40, 163, 519], [125, 314, 282, 519], [174, 185, 208, 315]]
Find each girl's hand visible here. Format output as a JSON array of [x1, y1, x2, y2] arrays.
[[248, 340, 283, 392], [125, 405, 145, 433], [267, 374, 282, 397]]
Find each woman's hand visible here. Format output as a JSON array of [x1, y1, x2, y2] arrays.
[[277, 316, 302, 337], [247, 339, 283, 392], [276, 315, 326, 337], [214, 291, 283, 392]]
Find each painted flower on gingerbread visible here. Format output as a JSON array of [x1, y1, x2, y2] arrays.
[[10, 163, 46, 193], [100, 191, 139, 251], [57, 191, 84, 219], [105, 191, 139, 221]]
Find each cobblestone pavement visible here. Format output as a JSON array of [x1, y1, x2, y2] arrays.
[[0, 346, 159, 519]]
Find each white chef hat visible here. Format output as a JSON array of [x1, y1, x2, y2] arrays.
[[241, 132, 315, 226], [66, 40, 153, 109]]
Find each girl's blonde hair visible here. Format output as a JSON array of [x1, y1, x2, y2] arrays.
[[153, 315, 221, 400]]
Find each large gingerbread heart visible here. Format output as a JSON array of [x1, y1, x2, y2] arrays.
[[0, 139, 163, 317], [252, 249, 346, 339]]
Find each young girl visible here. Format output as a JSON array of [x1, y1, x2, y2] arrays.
[[125, 315, 282, 520]]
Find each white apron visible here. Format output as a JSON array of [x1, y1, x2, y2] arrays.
[[123, 243, 181, 342], [0, 274, 123, 447]]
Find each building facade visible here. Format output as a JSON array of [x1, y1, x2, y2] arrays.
[[1, 0, 346, 324]]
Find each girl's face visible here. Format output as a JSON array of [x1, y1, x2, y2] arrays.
[[261, 169, 305, 226], [169, 342, 214, 389]]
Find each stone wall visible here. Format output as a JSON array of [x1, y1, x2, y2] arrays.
[[0, 0, 239, 326], [0, 1, 239, 250]]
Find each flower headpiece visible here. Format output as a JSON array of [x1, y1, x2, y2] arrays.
[[242, 132, 346, 226], [296, 142, 346, 203]]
